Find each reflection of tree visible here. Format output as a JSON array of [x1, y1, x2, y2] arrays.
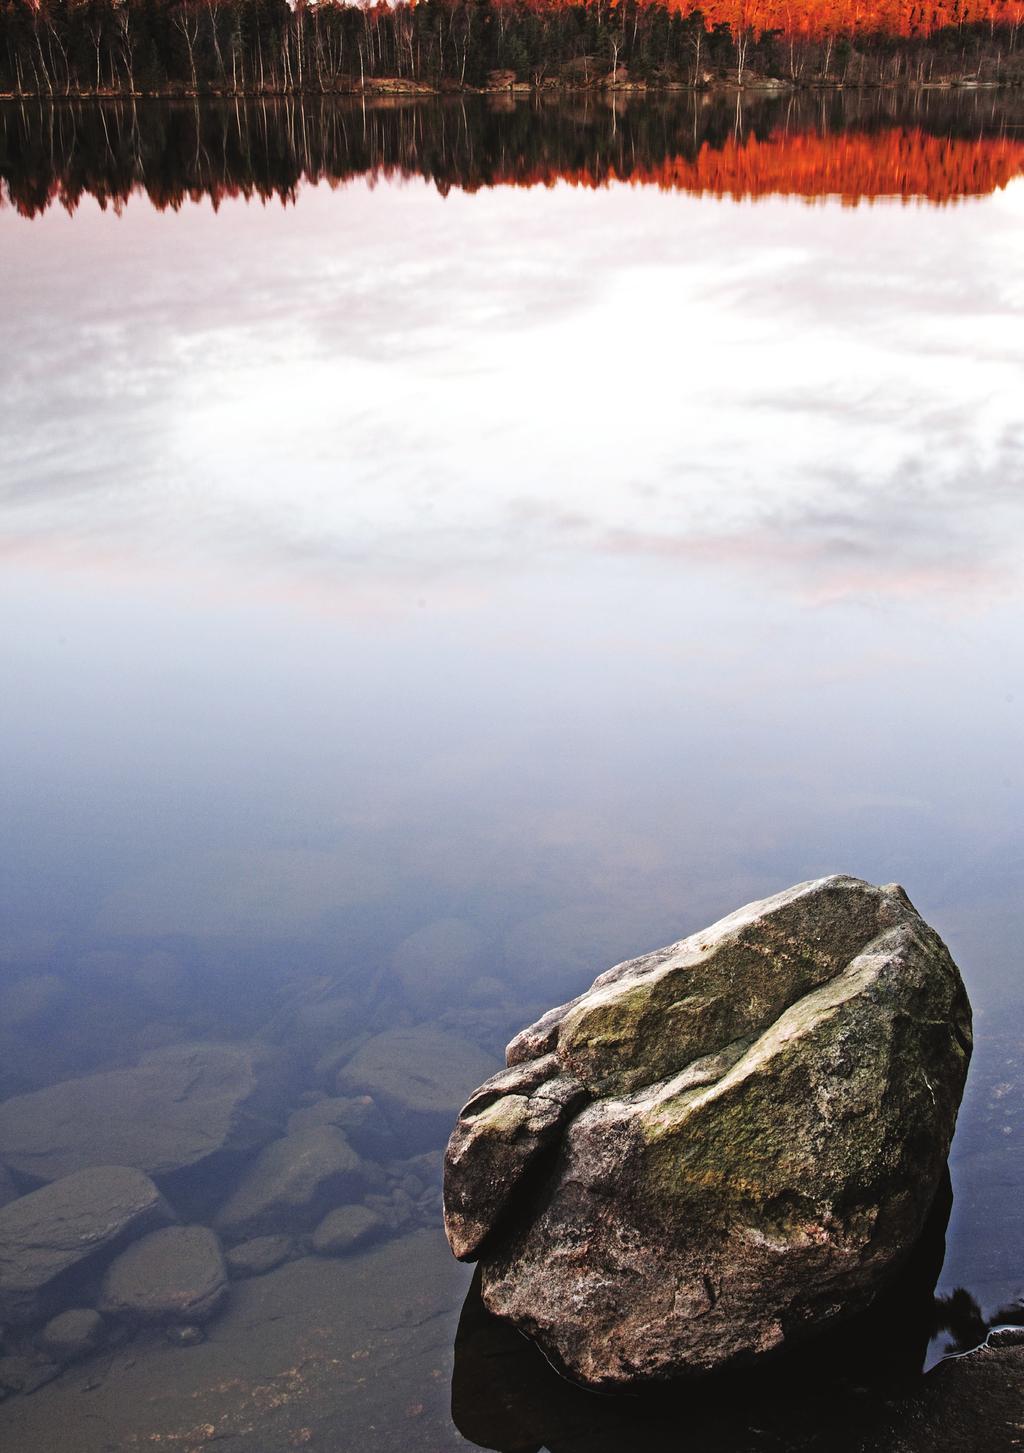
[[990, 1299, 1024, 1326], [2, 89, 1023, 218], [932, 1289, 1024, 1354], [932, 1287, 989, 1353]]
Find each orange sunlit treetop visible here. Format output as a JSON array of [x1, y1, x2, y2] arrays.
[[515, 0, 1024, 37], [708, 0, 1024, 37]]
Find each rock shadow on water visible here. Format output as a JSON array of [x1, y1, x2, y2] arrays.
[[452, 1171, 955, 1453]]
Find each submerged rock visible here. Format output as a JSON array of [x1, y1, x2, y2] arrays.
[[99, 1226, 228, 1325], [286, 1095, 393, 1158], [337, 1028, 497, 1154], [443, 876, 972, 1386], [0, 1166, 173, 1326], [311, 1204, 385, 1256], [214, 1126, 364, 1242], [38, 1308, 105, 1361], [225, 1235, 296, 1279], [0, 1042, 284, 1189], [391, 917, 487, 1014]]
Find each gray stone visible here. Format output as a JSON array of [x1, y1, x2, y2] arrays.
[[392, 918, 486, 1013], [214, 1127, 364, 1242], [311, 1205, 385, 1256], [389, 1188, 414, 1226], [282, 994, 360, 1054], [286, 1095, 393, 1157], [99, 1226, 228, 1325], [314, 1034, 371, 1090], [337, 1029, 497, 1154], [39, 1308, 105, 1361], [0, 1042, 283, 1187], [225, 1235, 296, 1279], [0, 1165, 173, 1326], [364, 1192, 401, 1229], [444, 877, 972, 1387]]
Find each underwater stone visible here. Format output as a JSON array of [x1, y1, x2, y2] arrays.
[[99, 1225, 228, 1325], [0, 1042, 284, 1188], [0, 1165, 174, 1327], [214, 1126, 363, 1242]]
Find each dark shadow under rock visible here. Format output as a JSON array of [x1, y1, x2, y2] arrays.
[[452, 1173, 956, 1453]]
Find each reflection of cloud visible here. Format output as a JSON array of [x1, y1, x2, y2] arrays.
[[593, 440, 1024, 603], [2, 178, 1023, 612]]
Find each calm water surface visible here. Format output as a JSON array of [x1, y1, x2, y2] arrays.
[[0, 93, 1022, 1451]]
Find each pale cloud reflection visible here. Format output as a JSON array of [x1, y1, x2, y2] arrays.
[[1, 177, 1023, 612]]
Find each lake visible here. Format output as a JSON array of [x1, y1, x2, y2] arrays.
[[0, 90, 1022, 1451]]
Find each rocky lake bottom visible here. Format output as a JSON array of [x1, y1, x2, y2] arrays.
[[0, 917, 1020, 1452]]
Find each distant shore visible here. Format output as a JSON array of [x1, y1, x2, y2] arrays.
[[1, 76, 1021, 101], [3, 0, 1023, 106]]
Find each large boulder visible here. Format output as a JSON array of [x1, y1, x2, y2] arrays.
[[443, 876, 972, 1387], [0, 1165, 173, 1326], [0, 1042, 284, 1191], [99, 1225, 228, 1325], [214, 1126, 364, 1242], [337, 1028, 497, 1154]]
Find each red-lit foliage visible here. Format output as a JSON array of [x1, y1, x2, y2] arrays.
[[516, 0, 1024, 38]]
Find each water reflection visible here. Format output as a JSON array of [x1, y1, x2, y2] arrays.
[[0, 88, 1021, 1451], [2, 91, 1024, 218]]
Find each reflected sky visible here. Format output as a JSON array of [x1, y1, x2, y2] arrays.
[[3, 178, 1024, 597], [1, 161, 1022, 1338]]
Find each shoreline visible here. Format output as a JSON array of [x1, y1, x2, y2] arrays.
[[1, 77, 1021, 103]]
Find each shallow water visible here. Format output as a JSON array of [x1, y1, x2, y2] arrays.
[[0, 91, 1022, 1450]]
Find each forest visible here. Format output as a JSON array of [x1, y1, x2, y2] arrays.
[[2, 90, 1022, 214], [2, 0, 1024, 98]]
